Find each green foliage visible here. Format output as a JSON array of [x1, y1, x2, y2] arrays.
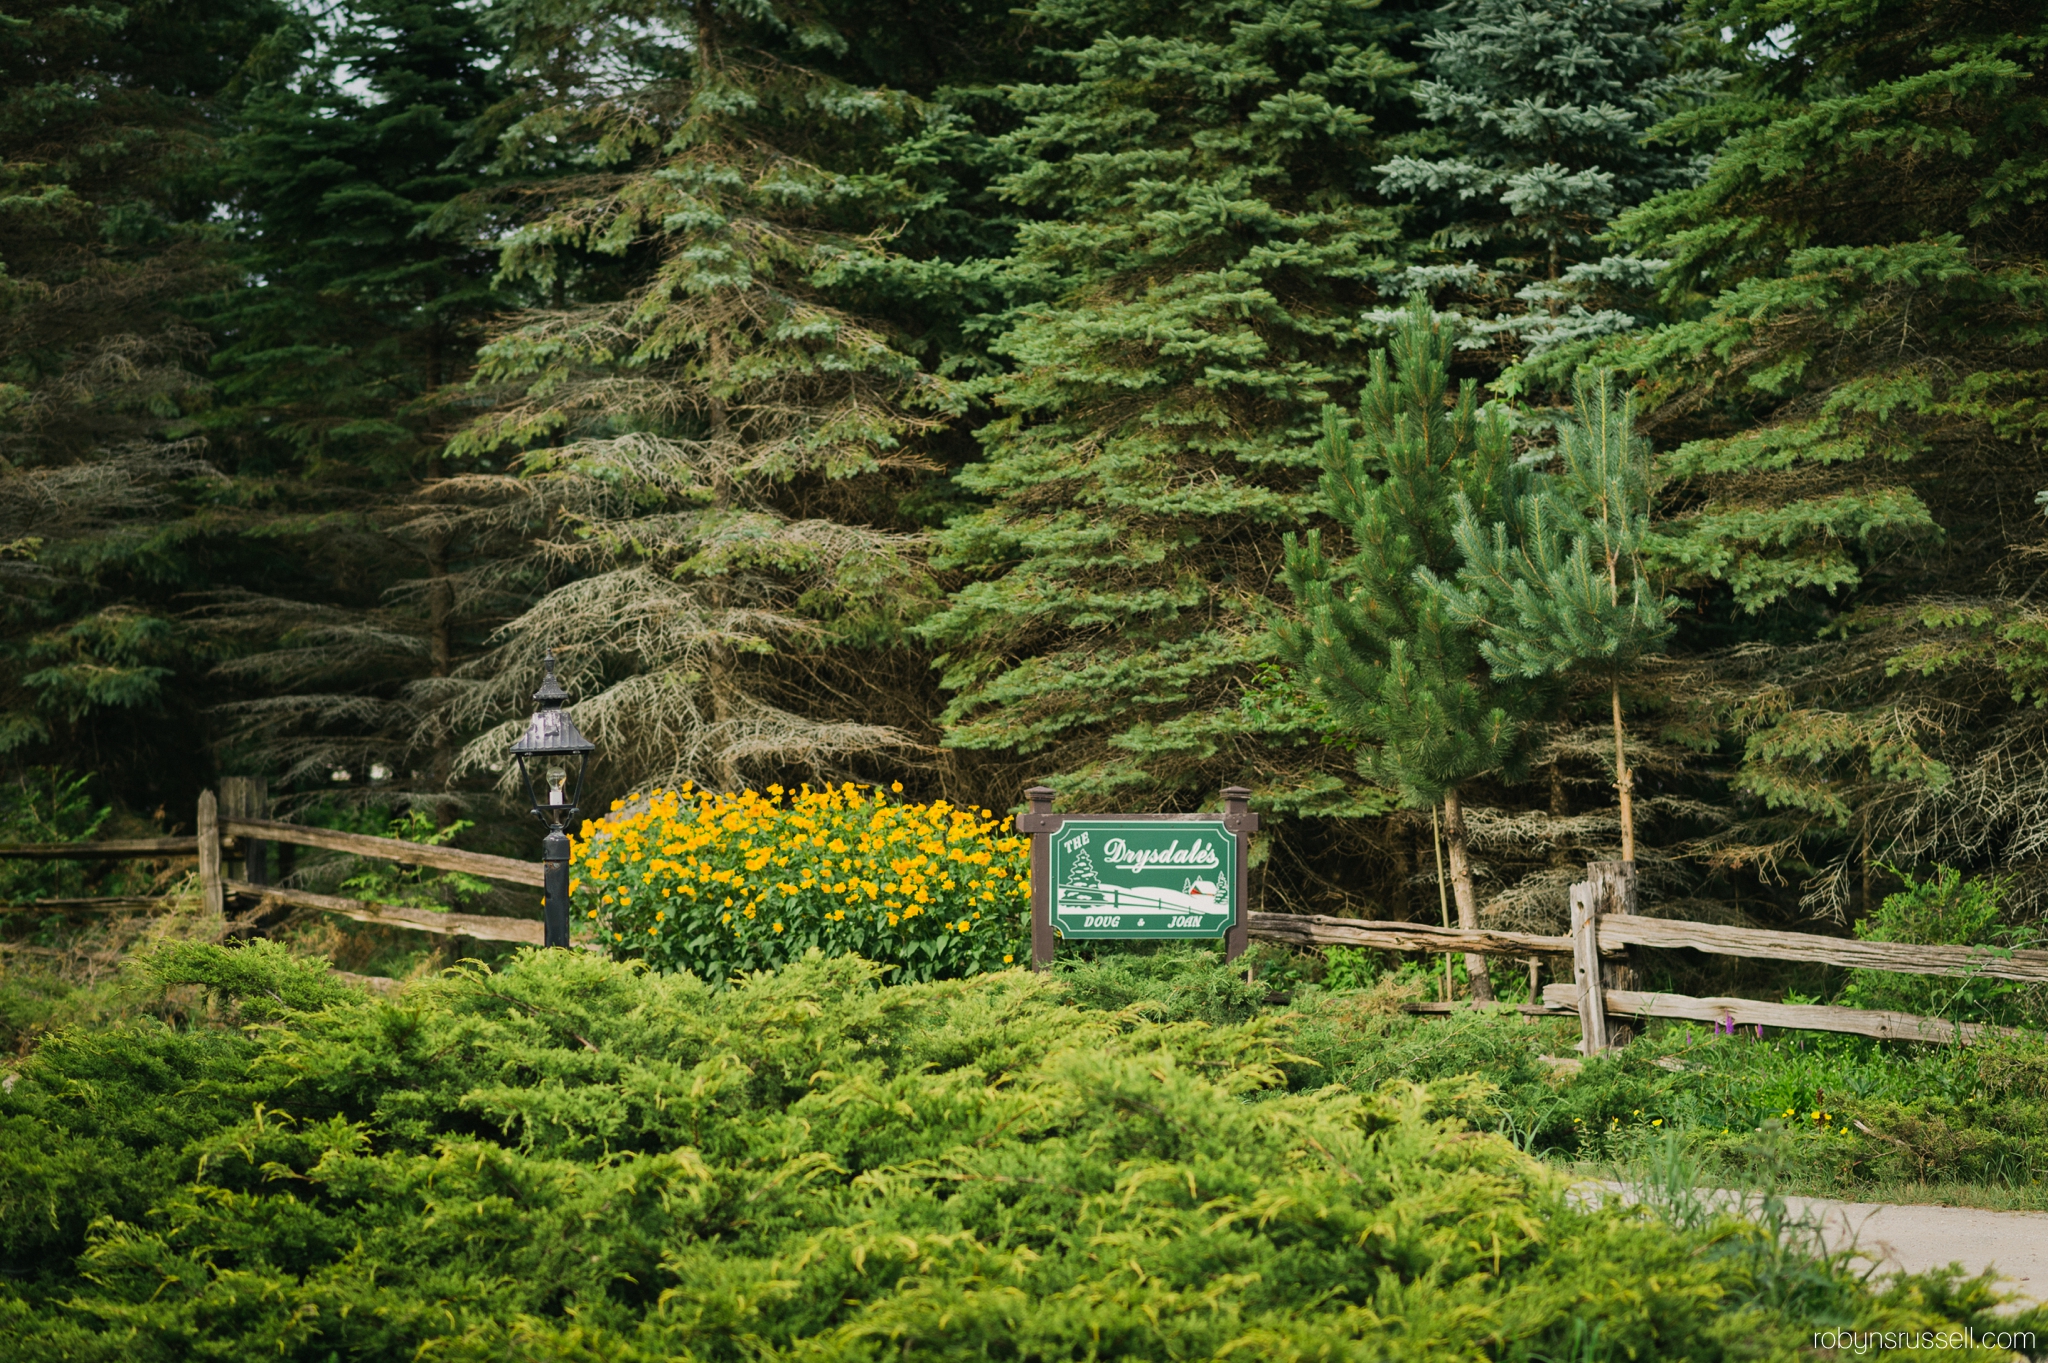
[[1278, 306, 1552, 807], [0, 767, 111, 903], [1839, 866, 2045, 1028], [922, 0, 1412, 808], [336, 809, 495, 911], [1377, 0, 1721, 361], [1432, 370, 1674, 683], [1, 944, 2023, 1358], [1545, 0, 2048, 899]]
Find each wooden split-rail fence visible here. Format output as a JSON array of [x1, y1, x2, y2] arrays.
[[1249, 860, 2045, 1050], [0, 778, 551, 952], [3, 788, 2040, 1049]]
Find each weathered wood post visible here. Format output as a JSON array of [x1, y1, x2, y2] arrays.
[[218, 776, 270, 886], [196, 789, 224, 918], [1019, 786, 1059, 969], [1587, 859, 1638, 1045], [1221, 787, 1256, 965], [1568, 876, 1609, 1053]]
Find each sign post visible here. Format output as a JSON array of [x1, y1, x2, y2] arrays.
[[1017, 786, 1256, 968]]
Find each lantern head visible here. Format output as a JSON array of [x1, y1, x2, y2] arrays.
[[508, 652, 596, 828]]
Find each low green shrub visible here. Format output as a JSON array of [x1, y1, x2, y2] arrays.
[[0, 944, 2032, 1360]]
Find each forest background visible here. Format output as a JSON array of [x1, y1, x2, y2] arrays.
[[4, 0, 2045, 960]]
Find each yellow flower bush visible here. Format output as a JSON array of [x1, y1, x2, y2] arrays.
[[572, 782, 1029, 982]]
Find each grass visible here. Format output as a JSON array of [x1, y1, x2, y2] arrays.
[[1049, 944, 2048, 1213]]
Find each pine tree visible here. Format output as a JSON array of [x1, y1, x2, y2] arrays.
[[1423, 369, 1673, 859], [1375, 0, 1719, 369], [1576, 0, 2048, 913], [921, 0, 1413, 813], [1278, 306, 1555, 998]]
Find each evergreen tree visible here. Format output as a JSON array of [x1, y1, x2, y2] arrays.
[[1578, 0, 2048, 913], [1423, 369, 1673, 859], [922, 0, 1413, 813], [1278, 307, 1555, 998], [195, 0, 544, 822], [1375, 0, 1718, 369], [0, 0, 285, 810], [437, 0, 982, 796]]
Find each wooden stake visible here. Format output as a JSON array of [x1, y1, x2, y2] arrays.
[[196, 789, 224, 920], [1431, 805, 1453, 1004], [1569, 877, 1608, 1053]]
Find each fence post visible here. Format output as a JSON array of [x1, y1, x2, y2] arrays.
[[196, 789, 224, 918], [1569, 877, 1609, 1053], [1221, 786, 1256, 964], [1019, 786, 1058, 970], [219, 776, 269, 886], [1587, 860, 1637, 1045]]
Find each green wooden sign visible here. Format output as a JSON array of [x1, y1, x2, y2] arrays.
[[1048, 820, 1237, 939]]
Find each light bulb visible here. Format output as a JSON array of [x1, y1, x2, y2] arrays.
[[546, 764, 568, 805]]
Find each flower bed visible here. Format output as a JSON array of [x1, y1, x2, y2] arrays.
[[572, 782, 1029, 982]]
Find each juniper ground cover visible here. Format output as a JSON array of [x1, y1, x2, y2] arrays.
[[2, 941, 2040, 1360]]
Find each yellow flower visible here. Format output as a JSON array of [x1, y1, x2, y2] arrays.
[[773, 922, 783, 933], [1003, 954, 1013, 964]]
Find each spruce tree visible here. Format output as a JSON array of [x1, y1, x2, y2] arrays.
[[921, 0, 1413, 812], [1574, 0, 2048, 912], [436, 0, 983, 796], [199, 0, 532, 816], [1423, 370, 1673, 859], [0, 0, 285, 809], [1375, 0, 1718, 368], [1278, 307, 1554, 998]]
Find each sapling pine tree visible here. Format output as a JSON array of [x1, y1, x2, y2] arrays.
[[1424, 370, 1672, 859], [1279, 308, 1554, 999]]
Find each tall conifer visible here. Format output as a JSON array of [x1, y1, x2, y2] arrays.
[[1577, 0, 2048, 911], [200, 0, 533, 814], [439, 0, 980, 796], [0, 0, 284, 808], [1375, 0, 1717, 367], [922, 0, 1412, 810]]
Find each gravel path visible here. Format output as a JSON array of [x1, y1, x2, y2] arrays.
[[1583, 1183, 2048, 1312], [1781, 1195, 2048, 1311]]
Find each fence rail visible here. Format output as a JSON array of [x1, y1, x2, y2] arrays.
[[1243, 860, 2041, 1054], [0, 837, 197, 860], [1243, 912, 1609, 959], [1541, 984, 2020, 1046], [219, 816, 541, 888], [222, 880, 547, 945], [2, 787, 2040, 1053]]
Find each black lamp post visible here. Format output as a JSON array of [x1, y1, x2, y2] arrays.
[[508, 652, 596, 948]]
